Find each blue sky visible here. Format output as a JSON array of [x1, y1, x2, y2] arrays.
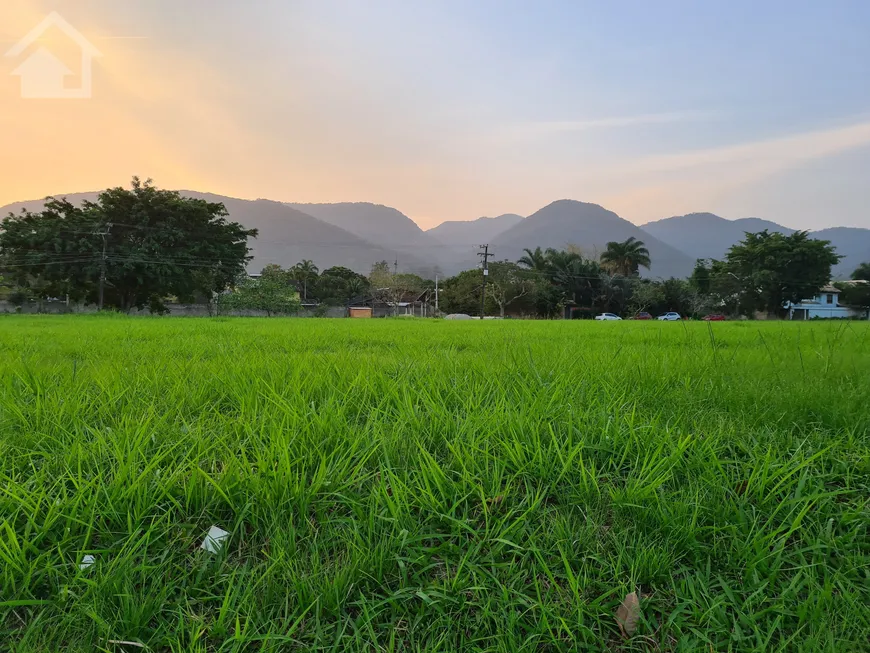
[[3, 0, 870, 229]]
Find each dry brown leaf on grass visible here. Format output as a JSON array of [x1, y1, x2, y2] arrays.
[[615, 591, 641, 637]]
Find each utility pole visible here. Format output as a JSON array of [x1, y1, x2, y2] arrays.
[[97, 223, 112, 311], [393, 259, 398, 276], [434, 274, 439, 314], [478, 244, 493, 319]]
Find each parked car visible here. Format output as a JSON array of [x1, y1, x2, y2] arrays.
[[657, 312, 682, 321], [702, 314, 726, 321], [594, 313, 622, 321], [633, 312, 653, 320]]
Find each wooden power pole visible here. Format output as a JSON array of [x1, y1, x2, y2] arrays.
[[478, 244, 493, 319], [97, 223, 112, 311]]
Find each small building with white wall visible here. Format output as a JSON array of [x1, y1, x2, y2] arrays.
[[786, 285, 858, 320]]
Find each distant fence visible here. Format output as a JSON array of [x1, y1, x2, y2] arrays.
[[0, 301, 347, 318]]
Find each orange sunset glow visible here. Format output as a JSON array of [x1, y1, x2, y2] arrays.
[[2, 1, 869, 230]]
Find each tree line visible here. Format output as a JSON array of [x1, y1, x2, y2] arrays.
[[217, 260, 436, 316], [440, 231, 869, 319], [1, 179, 867, 318]]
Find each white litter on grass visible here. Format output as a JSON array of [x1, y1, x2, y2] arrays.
[[200, 525, 230, 553], [79, 554, 96, 570]]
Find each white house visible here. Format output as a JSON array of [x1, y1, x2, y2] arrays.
[[786, 285, 861, 320]]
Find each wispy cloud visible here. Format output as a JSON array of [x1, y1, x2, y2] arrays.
[[498, 110, 721, 140], [619, 118, 870, 178], [598, 118, 870, 222]]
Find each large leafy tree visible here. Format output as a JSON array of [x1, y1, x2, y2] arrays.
[[219, 273, 301, 317], [0, 178, 255, 311], [439, 264, 539, 317], [529, 282, 564, 319], [659, 277, 696, 316], [690, 258, 749, 317], [315, 266, 370, 304], [260, 263, 294, 285], [724, 230, 841, 316], [368, 262, 428, 315], [439, 268, 482, 316], [689, 259, 712, 294], [835, 281, 870, 317], [852, 262, 870, 281], [600, 237, 651, 276], [628, 279, 666, 316], [320, 266, 368, 284], [486, 261, 533, 317]]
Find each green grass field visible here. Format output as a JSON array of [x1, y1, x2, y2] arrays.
[[1, 317, 868, 652]]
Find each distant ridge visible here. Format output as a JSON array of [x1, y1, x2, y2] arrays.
[[3, 192, 868, 279], [287, 202, 430, 249], [642, 212, 870, 277], [427, 214, 524, 247], [641, 212, 793, 261]]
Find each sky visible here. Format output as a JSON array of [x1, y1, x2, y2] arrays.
[[2, 0, 869, 230]]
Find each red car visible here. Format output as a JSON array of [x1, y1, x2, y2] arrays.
[[633, 312, 653, 320], [702, 314, 726, 321]]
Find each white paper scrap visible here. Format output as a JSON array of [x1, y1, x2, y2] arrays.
[[200, 525, 230, 553], [79, 554, 96, 570]]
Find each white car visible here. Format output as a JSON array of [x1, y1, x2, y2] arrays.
[[595, 313, 622, 321], [657, 312, 682, 321]]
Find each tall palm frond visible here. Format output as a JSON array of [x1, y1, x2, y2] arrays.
[[600, 237, 651, 276], [518, 247, 548, 272]]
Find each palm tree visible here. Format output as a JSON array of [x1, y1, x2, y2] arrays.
[[344, 276, 368, 301], [518, 246, 548, 273], [543, 248, 581, 275], [600, 237, 651, 276], [290, 259, 319, 300]]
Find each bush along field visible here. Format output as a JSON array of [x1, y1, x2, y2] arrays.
[[0, 316, 868, 652]]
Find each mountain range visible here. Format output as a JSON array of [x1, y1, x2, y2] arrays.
[[2, 192, 868, 279]]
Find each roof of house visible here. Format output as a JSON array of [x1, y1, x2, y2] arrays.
[[821, 284, 839, 293]]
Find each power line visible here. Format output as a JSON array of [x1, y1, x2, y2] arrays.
[[0, 257, 100, 269]]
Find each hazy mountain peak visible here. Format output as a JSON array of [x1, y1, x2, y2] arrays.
[[642, 212, 793, 262], [545, 199, 609, 212], [490, 199, 696, 278], [287, 201, 428, 249], [427, 213, 524, 247]]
